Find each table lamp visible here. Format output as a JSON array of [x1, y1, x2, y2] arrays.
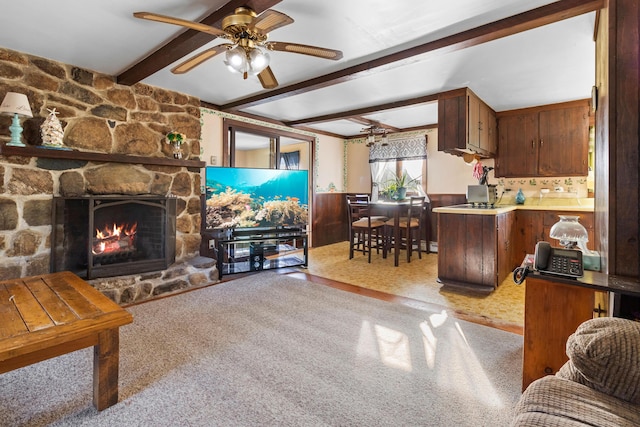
[[0, 92, 33, 147], [550, 215, 600, 271]]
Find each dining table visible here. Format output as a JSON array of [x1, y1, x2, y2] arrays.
[[370, 199, 411, 267]]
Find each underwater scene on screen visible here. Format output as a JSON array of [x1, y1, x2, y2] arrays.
[[205, 167, 308, 230]]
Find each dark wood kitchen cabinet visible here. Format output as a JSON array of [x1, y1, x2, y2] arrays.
[[512, 209, 594, 268], [469, 92, 497, 155], [495, 100, 590, 177], [497, 211, 515, 286], [438, 88, 497, 157], [437, 210, 514, 293]]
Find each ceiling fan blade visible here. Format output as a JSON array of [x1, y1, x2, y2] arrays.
[[248, 9, 293, 34], [258, 66, 279, 89], [171, 45, 231, 74], [133, 12, 227, 38], [266, 42, 343, 60]]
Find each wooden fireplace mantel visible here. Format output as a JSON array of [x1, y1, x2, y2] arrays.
[[0, 145, 206, 168]]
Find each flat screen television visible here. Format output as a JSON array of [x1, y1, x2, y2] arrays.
[[204, 167, 309, 231]]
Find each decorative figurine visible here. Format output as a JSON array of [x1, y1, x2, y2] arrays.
[[40, 108, 65, 148]]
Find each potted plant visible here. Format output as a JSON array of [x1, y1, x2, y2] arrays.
[[166, 131, 185, 159], [384, 172, 420, 200]]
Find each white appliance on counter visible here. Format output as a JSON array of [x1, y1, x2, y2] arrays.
[[467, 185, 498, 206]]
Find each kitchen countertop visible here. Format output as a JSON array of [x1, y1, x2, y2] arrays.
[[433, 198, 594, 215], [530, 270, 640, 297], [432, 204, 517, 215]]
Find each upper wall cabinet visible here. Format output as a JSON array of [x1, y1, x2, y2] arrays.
[[438, 88, 497, 158], [495, 100, 590, 177]]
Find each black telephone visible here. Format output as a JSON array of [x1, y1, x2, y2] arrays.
[[534, 241, 583, 278]]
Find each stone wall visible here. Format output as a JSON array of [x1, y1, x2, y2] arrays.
[[0, 47, 217, 300]]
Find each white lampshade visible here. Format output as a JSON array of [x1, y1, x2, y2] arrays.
[[224, 45, 248, 74], [380, 132, 389, 146], [248, 47, 270, 75], [550, 215, 588, 249], [0, 92, 33, 118], [367, 133, 375, 144]]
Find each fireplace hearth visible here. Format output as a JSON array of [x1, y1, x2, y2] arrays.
[[51, 195, 177, 279]]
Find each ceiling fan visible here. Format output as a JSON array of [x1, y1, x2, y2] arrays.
[[362, 124, 389, 147], [134, 7, 343, 89]]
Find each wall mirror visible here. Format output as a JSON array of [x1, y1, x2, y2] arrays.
[[223, 119, 311, 171]]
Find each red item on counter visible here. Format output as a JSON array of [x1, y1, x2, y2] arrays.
[[473, 161, 483, 180]]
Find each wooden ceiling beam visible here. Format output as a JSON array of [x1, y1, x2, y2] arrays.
[[117, 0, 281, 85], [285, 94, 439, 127], [347, 117, 377, 126], [222, 0, 603, 112]]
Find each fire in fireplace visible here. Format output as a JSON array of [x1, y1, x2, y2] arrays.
[[51, 195, 176, 279], [93, 222, 138, 255]]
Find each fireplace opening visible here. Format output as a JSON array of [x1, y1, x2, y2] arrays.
[[51, 195, 176, 279], [92, 221, 138, 258]]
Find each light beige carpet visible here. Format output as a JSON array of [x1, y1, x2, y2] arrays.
[[0, 272, 523, 426], [307, 241, 525, 328]]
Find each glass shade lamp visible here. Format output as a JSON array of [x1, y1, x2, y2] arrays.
[[224, 45, 248, 74], [380, 131, 389, 146], [0, 92, 33, 147], [549, 215, 588, 249], [248, 47, 269, 75], [224, 45, 270, 76], [550, 214, 601, 271]]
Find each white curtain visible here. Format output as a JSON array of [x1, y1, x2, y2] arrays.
[[368, 135, 428, 200]]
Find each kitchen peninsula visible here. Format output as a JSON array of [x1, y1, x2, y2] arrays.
[[433, 200, 595, 293]]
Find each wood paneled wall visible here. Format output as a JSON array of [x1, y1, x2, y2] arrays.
[[312, 193, 349, 247], [311, 193, 455, 248], [429, 194, 467, 243], [595, 0, 640, 276]]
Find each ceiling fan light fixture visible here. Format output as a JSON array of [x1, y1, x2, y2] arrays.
[[134, 7, 342, 89], [364, 125, 391, 147], [381, 132, 389, 146], [224, 45, 248, 73], [248, 47, 270, 75]]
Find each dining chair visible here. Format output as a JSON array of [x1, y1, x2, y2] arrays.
[[385, 196, 425, 263], [346, 194, 387, 263]]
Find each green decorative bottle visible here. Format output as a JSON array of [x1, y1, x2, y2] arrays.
[[515, 188, 526, 204]]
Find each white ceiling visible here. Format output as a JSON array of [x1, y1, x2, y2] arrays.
[[0, 0, 596, 137]]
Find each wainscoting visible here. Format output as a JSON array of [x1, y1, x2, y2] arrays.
[[311, 192, 465, 248], [312, 193, 348, 247]]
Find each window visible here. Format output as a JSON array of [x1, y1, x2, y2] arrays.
[[369, 134, 428, 199], [374, 159, 426, 197], [280, 151, 300, 170]]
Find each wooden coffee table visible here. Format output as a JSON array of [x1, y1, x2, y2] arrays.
[[0, 271, 133, 410]]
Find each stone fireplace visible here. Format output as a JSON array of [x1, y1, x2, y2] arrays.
[[51, 195, 177, 279], [0, 46, 218, 304]]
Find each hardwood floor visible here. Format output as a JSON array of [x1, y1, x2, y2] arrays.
[[275, 268, 524, 335]]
